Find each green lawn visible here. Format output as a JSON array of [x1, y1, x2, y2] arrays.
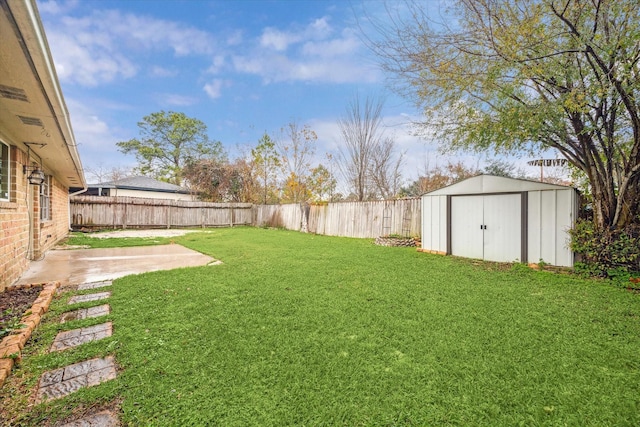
[[4, 227, 639, 426], [60, 231, 176, 248]]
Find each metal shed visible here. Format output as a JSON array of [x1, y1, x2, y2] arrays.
[[421, 174, 579, 267]]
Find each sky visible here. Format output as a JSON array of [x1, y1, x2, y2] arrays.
[[36, 0, 548, 187]]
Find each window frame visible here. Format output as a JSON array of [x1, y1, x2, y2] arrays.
[[0, 141, 9, 202], [40, 174, 51, 221]]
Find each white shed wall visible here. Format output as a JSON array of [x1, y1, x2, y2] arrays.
[[527, 189, 575, 267], [421, 195, 447, 253], [421, 176, 577, 267]]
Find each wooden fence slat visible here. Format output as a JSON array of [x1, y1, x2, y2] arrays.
[[253, 198, 421, 238], [71, 195, 253, 229], [71, 195, 421, 238]]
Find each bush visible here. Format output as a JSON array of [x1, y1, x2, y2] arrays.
[[570, 219, 640, 280]]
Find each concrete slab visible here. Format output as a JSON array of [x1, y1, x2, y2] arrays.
[[61, 305, 111, 323], [16, 244, 215, 286], [51, 322, 113, 352], [68, 292, 111, 305], [57, 410, 120, 427], [77, 281, 113, 291], [37, 356, 117, 402]]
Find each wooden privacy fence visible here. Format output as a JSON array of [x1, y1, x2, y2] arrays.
[[70, 195, 253, 229], [70, 195, 422, 238], [254, 198, 422, 238]]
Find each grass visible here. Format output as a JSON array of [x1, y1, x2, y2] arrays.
[[2, 227, 639, 426], [60, 231, 176, 248]]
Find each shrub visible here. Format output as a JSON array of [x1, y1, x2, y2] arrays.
[[570, 219, 640, 280]]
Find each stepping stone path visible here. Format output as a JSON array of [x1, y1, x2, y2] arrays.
[[36, 356, 117, 402], [36, 280, 120, 423], [61, 304, 110, 323], [68, 291, 111, 305], [50, 322, 113, 352], [77, 280, 113, 291], [58, 410, 120, 427]]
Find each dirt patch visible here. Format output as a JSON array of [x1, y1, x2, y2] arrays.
[[0, 286, 43, 337]]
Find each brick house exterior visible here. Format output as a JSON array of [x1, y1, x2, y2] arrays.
[[0, 0, 85, 291]]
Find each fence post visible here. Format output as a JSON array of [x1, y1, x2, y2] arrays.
[[122, 201, 127, 230]]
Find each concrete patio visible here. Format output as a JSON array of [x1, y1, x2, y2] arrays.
[[16, 244, 217, 287]]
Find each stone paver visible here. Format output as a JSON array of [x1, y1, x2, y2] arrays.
[[50, 322, 113, 352], [61, 305, 111, 323], [37, 356, 117, 402], [68, 292, 111, 305], [77, 281, 113, 291], [58, 410, 120, 427]]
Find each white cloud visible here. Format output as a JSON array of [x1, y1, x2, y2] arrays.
[[37, 0, 79, 15], [65, 98, 139, 171], [40, 8, 216, 86], [203, 79, 226, 99], [301, 29, 360, 57], [150, 66, 178, 78], [48, 30, 137, 86], [233, 52, 379, 84], [233, 18, 378, 84], [260, 27, 295, 51], [157, 94, 199, 107], [226, 30, 243, 46], [259, 16, 332, 52], [66, 99, 114, 149], [207, 55, 226, 74]]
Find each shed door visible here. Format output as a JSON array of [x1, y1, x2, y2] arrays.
[[451, 196, 484, 259], [451, 194, 522, 263]]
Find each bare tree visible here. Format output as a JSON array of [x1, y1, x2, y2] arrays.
[[277, 121, 317, 203], [84, 164, 132, 184], [337, 96, 405, 201], [370, 136, 405, 199]]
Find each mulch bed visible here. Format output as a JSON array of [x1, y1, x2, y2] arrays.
[[0, 286, 43, 337]]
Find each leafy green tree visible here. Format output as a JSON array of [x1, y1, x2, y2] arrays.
[[252, 132, 281, 204], [308, 164, 337, 202], [482, 159, 527, 179], [371, 0, 640, 230], [117, 111, 225, 185]]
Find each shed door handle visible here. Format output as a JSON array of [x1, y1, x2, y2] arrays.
[[480, 224, 487, 230]]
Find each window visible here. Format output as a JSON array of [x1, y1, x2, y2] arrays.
[[40, 175, 51, 220], [0, 141, 9, 201]]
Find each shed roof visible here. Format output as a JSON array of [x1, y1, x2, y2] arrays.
[[90, 176, 190, 194], [423, 174, 575, 196]]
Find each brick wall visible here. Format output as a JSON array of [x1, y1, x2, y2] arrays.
[[1, 147, 30, 291], [0, 145, 71, 291]]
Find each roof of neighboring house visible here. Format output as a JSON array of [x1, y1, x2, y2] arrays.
[[423, 174, 576, 196], [90, 176, 191, 194], [0, 0, 85, 188]]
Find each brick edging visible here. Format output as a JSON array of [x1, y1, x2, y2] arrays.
[[0, 281, 60, 388]]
